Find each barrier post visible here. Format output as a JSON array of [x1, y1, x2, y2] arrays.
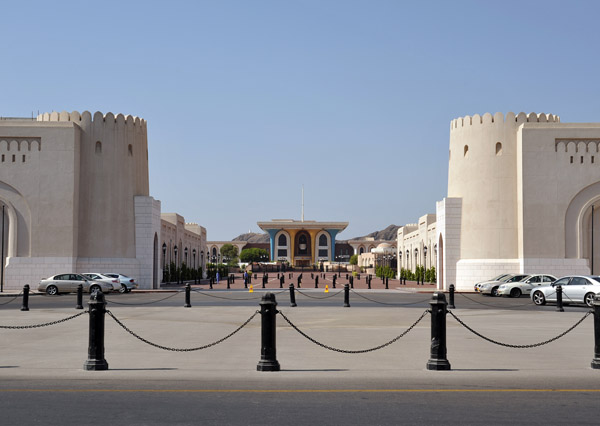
[[332, 275, 337, 289], [448, 284, 456, 309], [76, 284, 83, 310], [280, 275, 284, 288], [84, 291, 109, 371], [556, 285, 564, 312], [20, 284, 29, 311], [385, 277, 389, 290], [426, 292, 451, 370], [315, 276, 319, 288], [592, 295, 600, 369], [227, 276, 230, 290], [257, 293, 280, 372], [289, 283, 297, 307], [184, 283, 191, 308], [343, 284, 350, 308], [367, 277, 371, 289]]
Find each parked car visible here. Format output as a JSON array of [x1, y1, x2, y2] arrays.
[[474, 274, 511, 292], [531, 275, 600, 307], [479, 274, 529, 297], [82, 273, 120, 292], [104, 273, 138, 293], [38, 273, 114, 295], [496, 274, 557, 298]]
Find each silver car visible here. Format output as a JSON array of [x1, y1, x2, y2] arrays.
[[496, 274, 557, 298], [104, 273, 138, 293], [82, 273, 121, 292], [38, 273, 114, 295], [531, 275, 600, 307], [474, 274, 511, 292], [479, 274, 529, 297]]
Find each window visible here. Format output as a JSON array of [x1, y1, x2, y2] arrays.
[[554, 277, 570, 286], [22, 155, 25, 162], [128, 144, 133, 156], [278, 234, 287, 246], [495, 142, 502, 156], [318, 249, 328, 257], [571, 277, 588, 286], [95, 141, 102, 154], [319, 235, 327, 246], [464, 145, 469, 157], [278, 249, 287, 257]]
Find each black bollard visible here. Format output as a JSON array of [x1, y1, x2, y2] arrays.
[[403, 277, 406, 285], [556, 285, 564, 312], [346, 273, 349, 280], [592, 295, 600, 369], [289, 283, 297, 307], [367, 277, 371, 289], [76, 284, 83, 310], [184, 283, 191, 308], [209, 278, 213, 290], [311, 273, 314, 279], [254, 273, 257, 280], [343, 284, 350, 307], [84, 291, 109, 371], [426, 292, 451, 370], [257, 293, 280, 372], [297, 276, 301, 289], [280, 275, 284, 288], [350, 275, 354, 289], [385, 277, 389, 290], [20, 284, 29, 312], [315, 276, 319, 288], [332, 275, 336, 289], [227, 276, 231, 289], [277, 273, 280, 279], [448, 284, 456, 309]]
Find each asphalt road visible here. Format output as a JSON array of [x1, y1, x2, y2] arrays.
[[0, 288, 592, 312]]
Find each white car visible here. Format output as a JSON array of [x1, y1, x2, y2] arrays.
[[82, 273, 120, 292], [531, 275, 600, 307], [38, 273, 114, 295], [474, 274, 511, 292], [496, 274, 556, 298], [104, 273, 138, 293], [479, 274, 529, 297]]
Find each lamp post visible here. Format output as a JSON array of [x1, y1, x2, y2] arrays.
[[193, 248, 197, 284], [162, 243, 166, 283], [184, 247, 188, 266], [423, 245, 428, 285], [174, 245, 179, 284], [398, 250, 402, 281], [414, 248, 419, 285]]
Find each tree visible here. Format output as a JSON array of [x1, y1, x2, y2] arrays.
[[240, 247, 269, 263], [220, 243, 239, 265], [349, 254, 358, 265]]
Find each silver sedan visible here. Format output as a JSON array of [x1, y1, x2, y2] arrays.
[[496, 274, 557, 298], [38, 273, 114, 295], [530, 275, 600, 307]]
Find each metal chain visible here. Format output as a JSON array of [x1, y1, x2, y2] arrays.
[[277, 309, 429, 354], [349, 289, 431, 306], [458, 292, 534, 309], [105, 291, 182, 306], [295, 289, 343, 299], [192, 288, 286, 301], [0, 310, 88, 329], [106, 310, 259, 352], [0, 292, 23, 306], [448, 309, 592, 349]]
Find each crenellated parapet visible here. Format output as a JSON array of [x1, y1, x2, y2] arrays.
[[450, 111, 559, 130], [37, 110, 147, 130]]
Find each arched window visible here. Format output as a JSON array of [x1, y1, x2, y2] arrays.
[[359, 247, 364, 255], [128, 144, 133, 156], [95, 141, 102, 154], [278, 234, 287, 246], [464, 145, 469, 157], [299, 235, 307, 245], [496, 142, 502, 156], [319, 234, 327, 246]]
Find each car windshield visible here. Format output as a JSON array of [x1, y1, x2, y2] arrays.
[[590, 276, 600, 282], [491, 274, 508, 281], [506, 275, 528, 283], [499, 275, 515, 282]]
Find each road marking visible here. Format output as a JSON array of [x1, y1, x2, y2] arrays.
[[0, 389, 600, 393]]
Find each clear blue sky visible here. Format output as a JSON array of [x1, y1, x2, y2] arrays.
[[2, 1, 600, 240]]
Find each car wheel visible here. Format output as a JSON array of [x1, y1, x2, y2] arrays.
[[46, 285, 58, 296], [584, 292, 596, 307], [532, 291, 546, 306], [89, 284, 101, 294], [119, 284, 127, 294], [510, 288, 522, 298], [491, 286, 499, 297]]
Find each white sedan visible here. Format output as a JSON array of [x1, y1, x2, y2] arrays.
[[496, 274, 556, 298], [479, 274, 529, 297], [531, 275, 600, 307]]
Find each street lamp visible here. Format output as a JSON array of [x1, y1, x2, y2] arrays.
[[174, 245, 179, 284], [423, 245, 428, 285], [184, 247, 188, 266], [193, 248, 197, 284], [162, 243, 166, 283], [414, 248, 419, 285]]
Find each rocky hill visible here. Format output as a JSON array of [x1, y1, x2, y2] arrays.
[[232, 232, 270, 243]]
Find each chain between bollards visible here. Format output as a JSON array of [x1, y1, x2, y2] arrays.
[[84, 291, 109, 371], [20, 284, 29, 311], [426, 291, 451, 370], [184, 283, 191, 308], [257, 292, 280, 372]]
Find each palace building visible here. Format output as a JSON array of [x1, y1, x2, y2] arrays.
[[257, 219, 348, 267]]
